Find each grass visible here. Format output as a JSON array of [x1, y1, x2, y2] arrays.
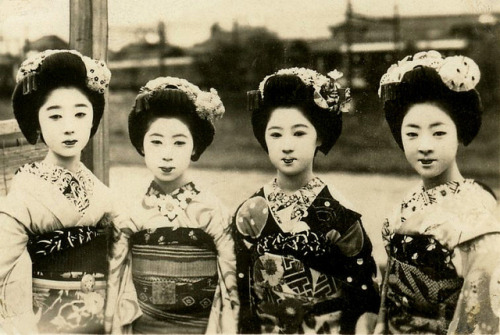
[[108, 89, 500, 187]]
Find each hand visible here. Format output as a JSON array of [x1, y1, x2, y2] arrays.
[[355, 312, 378, 334]]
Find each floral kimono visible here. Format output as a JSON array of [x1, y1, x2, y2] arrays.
[[380, 179, 500, 334], [106, 181, 238, 334], [234, 177, 380, 334], [0, 161, 136, 334]]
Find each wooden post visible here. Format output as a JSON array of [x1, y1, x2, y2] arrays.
[[69, 0, 110, 185]]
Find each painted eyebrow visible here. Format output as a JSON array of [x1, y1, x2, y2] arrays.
[[430, 122, 445, 128], [147, 133, 164, 137], [45, 105, 62, 111], [402, 124, 420, 129], [172, 134, 188, 138], [292, 124, 309, 129], [75, 103, 90, 108], [267, 126, 283, 131]]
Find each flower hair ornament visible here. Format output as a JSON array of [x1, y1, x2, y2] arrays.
[[134, 76, 225, 124], [248, 67, 353, 115], [16, 49, 111, 94], [379, 50, 481, 103]]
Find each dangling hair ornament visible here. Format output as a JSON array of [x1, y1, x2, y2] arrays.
[[379, 50, 481, 103], [134, 76, 225, 124], [16, 49, 111, 95], [253, 67, 353, 115]]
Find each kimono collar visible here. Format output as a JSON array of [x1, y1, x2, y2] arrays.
[[16, 161, 94, 216], [142, 181, 200, 221], [265, 177, 325, 223]]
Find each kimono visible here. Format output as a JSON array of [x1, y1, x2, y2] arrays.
[[0, 161, 137, 334], [234, 177, 380, 334], [106, 181, 238, 334], [379, 179, 500, 334]]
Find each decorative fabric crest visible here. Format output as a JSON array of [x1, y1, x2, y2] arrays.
[[257, 67, 352, 114], [16, 49, 111, 94], [378, 50, 481, 102], [135, 76, 225, 124]]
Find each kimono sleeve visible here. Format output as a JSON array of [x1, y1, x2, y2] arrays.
[[448, 233, 500, 334], [0, 193, 38, 333], [201, 197, 239, 334]]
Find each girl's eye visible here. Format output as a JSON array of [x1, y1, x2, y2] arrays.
[[269, 132, 282, 138], [49, 114, 62, 120], [75, 112, 87, 118], [294, 131, 306, 137], [434, 131, 447, 136], [151, 140, 162, 145], [174, 141, 186, 146], [405, 132, 418, 138]]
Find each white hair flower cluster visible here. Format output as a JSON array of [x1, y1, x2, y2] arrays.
[[258, 67, 351, 114], [141, 77, 225, 124], [379, 50, 480, 97], [16, 49, 111, 94]]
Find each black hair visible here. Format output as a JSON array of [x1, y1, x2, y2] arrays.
[[251, 74, 342, 155], [128, 88, 214, 161], [383, 66, 482, 150], [12, 52, 105, 145]]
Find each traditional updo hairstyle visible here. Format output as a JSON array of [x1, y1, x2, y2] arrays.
[[12, 51, 108, 145], [380, 52, 483, 150], [128, 89, 214, 161], [250, 73, 343, 155]]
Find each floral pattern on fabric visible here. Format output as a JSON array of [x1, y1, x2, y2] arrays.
[[380, 179, 500, 334], [267, 177, 324, 224], [234, 178, 380, 334], [16, 162, 94, 216], [142, 181, 200, 221]]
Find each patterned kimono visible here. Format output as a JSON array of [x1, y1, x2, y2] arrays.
[[0, 161, 136, 334], [106, 181, 238, 334], [380, 179, 500, 334], [234, 177, 380, 334]]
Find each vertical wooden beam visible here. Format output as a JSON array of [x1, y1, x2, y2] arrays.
[[69, 0, 109, 185]]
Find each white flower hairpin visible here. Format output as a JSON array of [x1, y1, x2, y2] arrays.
[[258, 67, 353, 115], [379, 50, 481, 101], [16, 49, 111, 94], [138, 76, 225, 124]]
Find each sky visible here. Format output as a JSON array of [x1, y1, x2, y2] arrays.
[[0, 0, 499, 53]]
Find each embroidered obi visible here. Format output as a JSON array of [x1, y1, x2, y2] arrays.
[[131, 227, 217, 322], [28, 225, 110, 333]]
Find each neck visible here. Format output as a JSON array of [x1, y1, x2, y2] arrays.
[[423, 160, 463, 190], [276, 168, 315, 194], [154, 172, 191, 195], [43, 150, 81, 173]]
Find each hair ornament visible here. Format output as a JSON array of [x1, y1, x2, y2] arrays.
[[138, 76, 225, 124], [16, 49, 111, 95], [258, 67, 352, 115], [379, 50, 480, 102]]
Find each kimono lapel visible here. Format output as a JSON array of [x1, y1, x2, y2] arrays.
[[13, 162, 94, 228]]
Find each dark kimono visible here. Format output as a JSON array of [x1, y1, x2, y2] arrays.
[[379, 179, 500, 334], [234, 177, 380, 334]]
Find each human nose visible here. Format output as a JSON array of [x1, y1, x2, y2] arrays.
[[281, 135, 294, 154], [63, 119, 75, 135], [161, 146, 173, 161], [418, 134, 434, 155]]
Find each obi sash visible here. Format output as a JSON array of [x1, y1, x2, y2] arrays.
[[130, 227, 218, 326], [28, 226, 110, 333], [385, 234, 463, 334]]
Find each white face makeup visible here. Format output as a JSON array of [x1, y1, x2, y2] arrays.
[[38, 87, 93, 164], [265, 107, 320, 179], [401, 103, 460, 186], [143, 117, 194, 191]]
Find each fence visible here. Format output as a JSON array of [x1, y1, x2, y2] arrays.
[[0, 119, 47, 195]]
